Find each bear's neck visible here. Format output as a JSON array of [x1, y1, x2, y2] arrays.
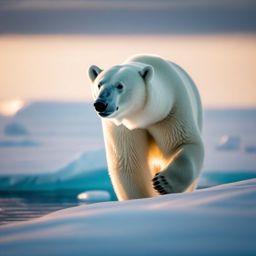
[[120, 80, 175, 130]]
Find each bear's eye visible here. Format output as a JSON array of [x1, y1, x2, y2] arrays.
[[98, 81, 104, 89], [117, 83, 123, 90]]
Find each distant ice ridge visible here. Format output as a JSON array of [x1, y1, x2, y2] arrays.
[[0, 138, 39, 147], [0, 122, 37, 148], [244, 145, 256, 154], [215, 134, 256, 156], [0, 149, 116, 200], [0, 179, 255, 256], [4, 122, 29, 136], [14, 101, 101, 136], [0, 101, 104, 174]]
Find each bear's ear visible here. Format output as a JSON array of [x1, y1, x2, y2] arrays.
[[139, 65, 153, 83], [88, 65, 103, 82]]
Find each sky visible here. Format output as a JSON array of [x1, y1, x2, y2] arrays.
[[0, 0, 256, 108]]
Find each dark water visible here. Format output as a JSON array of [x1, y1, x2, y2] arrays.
[[0, 191, 80, 225]]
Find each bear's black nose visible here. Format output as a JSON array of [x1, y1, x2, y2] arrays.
[[94, 101, 108, 112]]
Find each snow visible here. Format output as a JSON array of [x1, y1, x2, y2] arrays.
[[216, 135, 240, 151], [0, 179, 255, 256], [78, 190, 111, 203]]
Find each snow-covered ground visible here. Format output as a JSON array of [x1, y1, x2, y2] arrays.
[[0, 179, 255, 256]]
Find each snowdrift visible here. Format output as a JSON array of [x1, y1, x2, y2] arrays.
[[0, 179, 255, 256]]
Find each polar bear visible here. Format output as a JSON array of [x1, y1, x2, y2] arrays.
[[88, 54, 204, 201]]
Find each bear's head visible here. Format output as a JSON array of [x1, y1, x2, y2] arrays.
[[88, 64, 153, 126]]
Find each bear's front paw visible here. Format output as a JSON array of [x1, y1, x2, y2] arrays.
[[152, 173, 173, 195]]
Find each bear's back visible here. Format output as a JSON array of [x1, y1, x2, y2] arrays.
[[126, 55, 203, 132], [169, 62, 203, 132]]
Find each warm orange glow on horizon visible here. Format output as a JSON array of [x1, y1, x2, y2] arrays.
[[0, 34, 256, 108], [0, 99, 25, 116]]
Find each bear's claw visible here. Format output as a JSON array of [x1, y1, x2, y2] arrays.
[[152, 172, 171, 195]]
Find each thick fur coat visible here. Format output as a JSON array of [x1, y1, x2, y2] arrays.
[[88, 55, 204, 201]]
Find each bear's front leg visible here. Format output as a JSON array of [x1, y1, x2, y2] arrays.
[[103, 121, 158, 200], [152, 142, 204, 194]]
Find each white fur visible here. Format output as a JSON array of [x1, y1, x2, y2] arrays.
[[115, 57, 175, 129], [88, 54, 204, 201], [120, 63, 174, 130]]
